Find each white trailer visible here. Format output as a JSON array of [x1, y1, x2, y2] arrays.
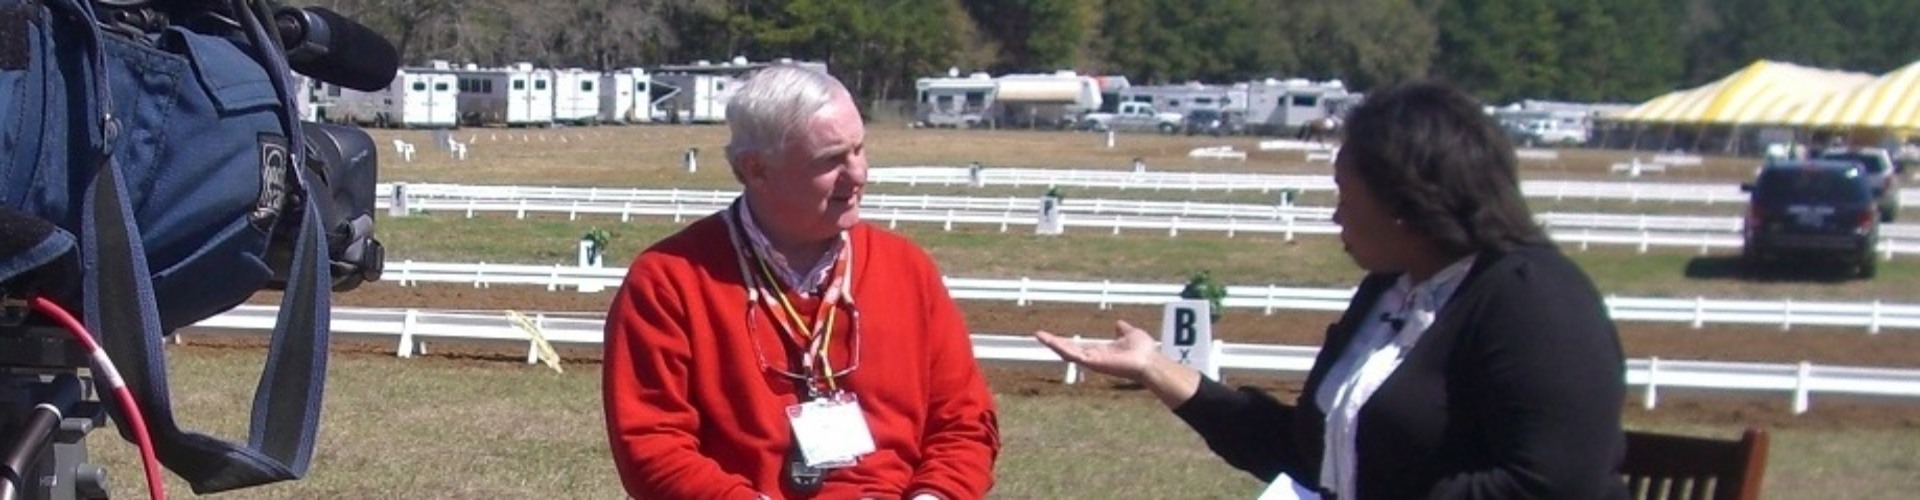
[[327, 69, 459, 129], [986, 71, 1102, 129], [1118, 82, 1241, 116], [651, 57, 830, 124], [650, 73, 733, 124], [599, 68, 655, 124], [1243, 78, 1355, 136], [914, 71, 996, 128], [549, 68, 602, 125], [292, 74, 320, 122], [427, 62, 554, 127]]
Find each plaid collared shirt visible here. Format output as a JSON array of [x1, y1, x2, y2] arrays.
[[737, 196, 845, 298]]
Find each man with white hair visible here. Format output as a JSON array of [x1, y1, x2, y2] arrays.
[[603, 65, 999, 499]]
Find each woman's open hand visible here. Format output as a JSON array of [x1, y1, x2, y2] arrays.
[[1033, 320, 1162, 382]]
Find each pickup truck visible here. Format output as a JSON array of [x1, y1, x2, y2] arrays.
[[1080, 102, 1184, 134], [1510, 119, 1588, 146]]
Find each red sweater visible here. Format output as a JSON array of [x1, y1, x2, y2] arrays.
[[603, 215, 999, 499]]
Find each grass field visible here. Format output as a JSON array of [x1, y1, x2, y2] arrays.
[[372, 125, 1768, 187], [68, 125, 1919, 498], [85, 346, 1920, 499]]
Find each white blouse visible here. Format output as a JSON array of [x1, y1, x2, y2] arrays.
[[1313, 256, 1476, 498]]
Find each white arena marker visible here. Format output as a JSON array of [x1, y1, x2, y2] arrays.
[[1161, 300, 1217, 380]]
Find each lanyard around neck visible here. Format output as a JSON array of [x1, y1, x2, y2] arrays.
[[724, 200, 857, 393]]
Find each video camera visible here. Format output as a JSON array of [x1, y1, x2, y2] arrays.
[[0, 0, 397, 497]]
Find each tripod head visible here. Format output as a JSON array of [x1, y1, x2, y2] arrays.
[[0, 305, 112, 500]]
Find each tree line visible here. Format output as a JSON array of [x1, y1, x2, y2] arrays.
[[297, 0, 1920, 105]]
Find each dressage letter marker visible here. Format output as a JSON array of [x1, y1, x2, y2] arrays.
[[1161, 300, 1218, 380]]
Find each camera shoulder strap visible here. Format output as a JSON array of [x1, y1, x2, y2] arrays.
[[62, 0, 332, 493]]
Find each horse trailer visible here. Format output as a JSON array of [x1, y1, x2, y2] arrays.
[[428, 62, 555, 127], [599, 68, 656, 124], [325, 69, 458, 129], [549, 68, 603, 125], [1244, 78, 1356, 136], [650, 57, 830, 124]]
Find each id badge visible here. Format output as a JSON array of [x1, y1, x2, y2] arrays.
[[786, 392, 876, 468]]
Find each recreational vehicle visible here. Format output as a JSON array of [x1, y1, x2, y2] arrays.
[[549, 68, 603, 125], [427, 62, 554, 127], [1090, 75, 1131, 113], [1118, 82, 1242, 116], [914, 71, 996, 128], [986, 71, 1102, 129], [599, 68, 656, 124], [1244, 78, 1356, 136], [327, 69, 459, 129]]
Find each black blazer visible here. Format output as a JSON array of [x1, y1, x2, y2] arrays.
[[1172, 245, 1627, 499]]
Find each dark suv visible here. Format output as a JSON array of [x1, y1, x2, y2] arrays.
[[1182, 109, 1245, 137], [1741, 160, 1881, 278], [1816, 148, 1900, 221]]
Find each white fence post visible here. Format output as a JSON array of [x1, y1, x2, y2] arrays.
[[398, 259, 415, 286], [1264, 284, 1278, 316], [1064, 334, 1085, 385], [1643, 357, 1660, 410], [1691, 296, 1705, 329], [1207, 340, 1224, 383], [1793, 361, 1813, 414], [397, 309, 419, 358], [1782, 299, 1794, 331], [1871, 300, 1883, 334]]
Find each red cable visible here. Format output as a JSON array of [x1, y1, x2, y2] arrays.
[[29, 297, 168, 500]]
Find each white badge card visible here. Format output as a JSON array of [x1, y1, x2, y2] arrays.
[[786, 393, 876, 468]]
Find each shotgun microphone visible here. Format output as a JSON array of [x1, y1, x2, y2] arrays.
[[273, 6, 400, 92]]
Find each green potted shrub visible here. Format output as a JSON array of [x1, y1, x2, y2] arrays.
[[1179, 270, 1228, 324]]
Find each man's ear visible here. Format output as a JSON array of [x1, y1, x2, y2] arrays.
[[733, 152, 764, 187]]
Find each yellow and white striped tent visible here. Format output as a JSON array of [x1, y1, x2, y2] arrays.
[[1611, 60, 1874, 124], [1778, 59, 1920, 130]]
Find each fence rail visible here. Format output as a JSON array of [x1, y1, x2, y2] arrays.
[[187, 305, 1920, 414], [386, 260, 1920, 333], [861, 166, 1920, 207], [375, 188, 1916, 259], [389, 183, 1885, 234]]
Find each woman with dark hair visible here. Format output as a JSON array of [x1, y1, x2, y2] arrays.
[[1036, 81, 1626, 499]]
